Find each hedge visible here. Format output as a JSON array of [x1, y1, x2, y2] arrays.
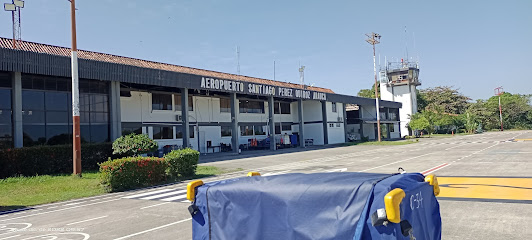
[[165, 148, 200, 179], [112, 133, 158, 157], [99, 156, 168, 191], [0, 143, 113, 179]]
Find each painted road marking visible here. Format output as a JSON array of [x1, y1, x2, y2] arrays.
[[421, 163, 450, 175], [66, 215, 108, 225], [113, 218, 191, 240], [140, 202, 172, 210], [140, 190, 187, 200], [0, 234, 21, 239], [123, 188, 176, 199], [438, 177, 532, 202], [160, 194, 187, 202]]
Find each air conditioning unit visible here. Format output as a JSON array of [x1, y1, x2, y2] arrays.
[[175, 115, 182, 122]]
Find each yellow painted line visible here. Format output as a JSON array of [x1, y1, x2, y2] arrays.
[[438, 177, 532, 201], [514, 139, 532, 141]]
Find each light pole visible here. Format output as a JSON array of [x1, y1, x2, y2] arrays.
[[366, 33, 382, 142], [494, 87, 503, 131], [3, 0, 24, 49], [70, 0, 81, 176]]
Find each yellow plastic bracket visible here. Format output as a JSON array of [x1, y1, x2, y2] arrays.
[[186, 180, 204, 202], [247, 172, 261, 177], [424, 174, 440, 196], [384, 188, 406, 223]]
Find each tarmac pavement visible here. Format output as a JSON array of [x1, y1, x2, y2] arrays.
[[0, 130, 530, 239]]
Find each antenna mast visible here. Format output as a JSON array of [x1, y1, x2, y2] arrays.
[[236, 46, 240, 75], [4, 0, 24, 49]]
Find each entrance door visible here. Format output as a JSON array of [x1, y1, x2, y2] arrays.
[[199, 131, 206, 153]]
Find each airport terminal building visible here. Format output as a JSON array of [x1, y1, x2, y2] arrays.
[[0, 38, 402, 153]]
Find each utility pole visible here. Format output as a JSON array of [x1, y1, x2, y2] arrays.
[[70, 0, 81, 176], [495, 87, 504, 131], [366, 32, 382, 142]]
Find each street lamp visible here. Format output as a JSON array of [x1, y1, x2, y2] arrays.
[[366, 32, 382, 142], [69, 0, 81, 176]]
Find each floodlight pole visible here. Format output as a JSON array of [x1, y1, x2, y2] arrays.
[[366, 33, 382, 142], [70, 0, 81, 176], [495, 87, 503, 131]]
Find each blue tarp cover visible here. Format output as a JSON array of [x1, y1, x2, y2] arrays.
[[191, 172, 441, 240]]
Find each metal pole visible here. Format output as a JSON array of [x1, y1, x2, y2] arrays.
[[499, 95, 503, 131], [373, 41, 382, 142], [70, 0, 81, 176], [11, 9, 15, 48]]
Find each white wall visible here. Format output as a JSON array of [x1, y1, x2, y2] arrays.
[[380, 83, 418, 137], [121, 91, 351, 150]]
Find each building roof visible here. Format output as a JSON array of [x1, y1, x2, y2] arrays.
[[0, 37, 334, 94]]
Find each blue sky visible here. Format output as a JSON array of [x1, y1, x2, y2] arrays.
[[1, 0, 530, 100]]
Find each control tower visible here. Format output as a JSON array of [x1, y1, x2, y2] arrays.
[[379, 59, 420, 137]]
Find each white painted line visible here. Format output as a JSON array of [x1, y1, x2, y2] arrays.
[[421, 163, 451, 175], [64, 201, 87, 206], [180, 200, 190, 203], [140, 202, 172, 210], [140, 190, 187, 200], [0, 234, 21, 239], [263, 170, 291, 176], [326, 168, 347, 172], [123, 188, 176, 199], [0, 198, 120, 222], [113, 218, 192, 240], [66, 215, 108, 226], [160, 194, 187, 202]]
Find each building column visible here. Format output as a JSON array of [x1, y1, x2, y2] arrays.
[[298, 99, 305, 148], [181, 88, 190, 148], [109, 81, 122, 141], [321, 101, 328, 145], [343, 103, 348, 143], [12, 72, 22, 148], [230, 93, 239, 153], [268, 96, 276, 150]]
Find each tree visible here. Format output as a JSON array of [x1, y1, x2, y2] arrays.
[[357, 83, 380, 99], [465, 93, 532, 131], [418, 86, 471, 114], [408, 113, 430, 134], [112, 133, 159, 157]]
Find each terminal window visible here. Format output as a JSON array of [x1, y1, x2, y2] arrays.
[[152, 93, 172, 110]]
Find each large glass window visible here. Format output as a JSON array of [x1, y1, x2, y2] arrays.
[[221, 126, 232, 137], [0, 87, 12, 148], [152, 93, 172, 110], [21, 74, 110, 145], [240, 125, 254, 136], [175, 125, 195, 138], [239, 100, 264, 113], [389, 108, 399, 121], [254, 125, 266, 135], [122, 122, 142, 135], [220, 98, 231, 113], [153, 126, 173, 139], [275, 122, 292, 134], [332, 102, 337, 112], [274, 102, 291, 114], [175, 95, 194, 111]]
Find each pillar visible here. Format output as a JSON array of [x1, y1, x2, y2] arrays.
[[268, 96, 276, 150], [230, 93, 239, 153], [321, 101, 328, 145], [181, 88, 190, 148], [343, 103, 348, 143], [298, 99, 305, 147], [12, 72, 22, 148], [109, 81, 122, 141]]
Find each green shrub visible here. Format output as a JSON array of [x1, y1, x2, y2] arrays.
[[0, 143, 113, 179], [112, 133, 158, 157], [164, 148, 199, 179], [99, 156, 168, 191]]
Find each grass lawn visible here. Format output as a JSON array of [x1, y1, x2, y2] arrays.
[[344, 140, 418, 146], [0, 165, 234, 212]]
